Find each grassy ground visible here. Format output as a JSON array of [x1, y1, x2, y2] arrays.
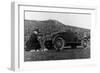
[[24, 47, 90, 62]]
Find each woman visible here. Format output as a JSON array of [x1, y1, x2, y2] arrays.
[[25, 29, 41, 51]]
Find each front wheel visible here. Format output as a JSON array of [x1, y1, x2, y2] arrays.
[[81, 40, 87, 48], [53, 37, 65, 51]]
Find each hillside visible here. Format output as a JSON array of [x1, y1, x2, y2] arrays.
[[24, 19, 90, 36]]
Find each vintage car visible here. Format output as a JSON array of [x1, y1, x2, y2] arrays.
[[44, 30, 82, 51], [25, 29, 88, 51]]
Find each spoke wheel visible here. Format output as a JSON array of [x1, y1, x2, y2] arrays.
[[54, 37, 64, 51], [82, 40, 87, 48]]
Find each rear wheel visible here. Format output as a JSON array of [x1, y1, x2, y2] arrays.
[[53, 37, 65, 51], [44, 40, 53, 50]]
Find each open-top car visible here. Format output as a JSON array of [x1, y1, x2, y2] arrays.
[[25, 29, 88, 51]]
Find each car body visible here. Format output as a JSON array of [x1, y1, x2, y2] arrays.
[[44, 30, 82, 51]]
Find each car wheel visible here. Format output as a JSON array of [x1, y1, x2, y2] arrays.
[[82, 40, 87, 48], [53, 37, 65, 51]]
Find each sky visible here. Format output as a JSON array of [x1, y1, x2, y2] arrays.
[[25, 11, 91, 29]]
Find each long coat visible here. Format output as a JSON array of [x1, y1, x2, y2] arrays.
[[26, 33, 41, 51]]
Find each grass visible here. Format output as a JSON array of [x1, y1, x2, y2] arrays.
[[24, 47, 90, 62]]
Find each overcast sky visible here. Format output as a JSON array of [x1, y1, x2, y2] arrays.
[[25, 11, 91, 29]]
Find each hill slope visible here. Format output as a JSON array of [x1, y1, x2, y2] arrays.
[[24, 19, 90, 36]]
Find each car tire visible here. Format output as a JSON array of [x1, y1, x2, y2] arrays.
[[53, 37, 65, 51]]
